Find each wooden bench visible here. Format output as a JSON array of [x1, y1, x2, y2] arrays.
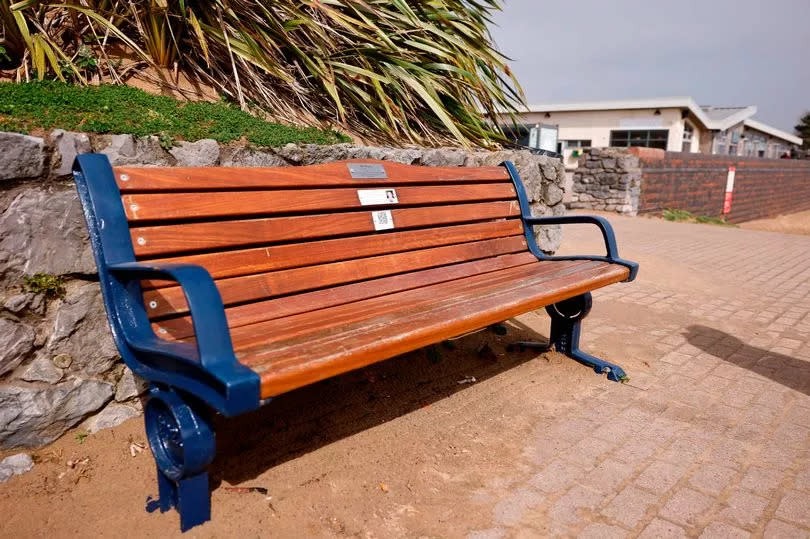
[[72, 154, 638, 531]]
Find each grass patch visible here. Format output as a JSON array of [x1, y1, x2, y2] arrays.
[[0, 81, 348, 147], [662, 208, 736, 227], [662, 208, 693, 222]]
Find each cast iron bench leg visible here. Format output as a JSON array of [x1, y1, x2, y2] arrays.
[[145, 385, 216, 531], [508, 293, 628, 383]]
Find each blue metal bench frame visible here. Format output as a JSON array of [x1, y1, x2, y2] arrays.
[[72, 154, 637, 531]]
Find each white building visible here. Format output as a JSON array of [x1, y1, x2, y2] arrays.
[[495, 97, 802, 167]]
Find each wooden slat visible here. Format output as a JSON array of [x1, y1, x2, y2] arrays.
[[115, 160, 509, 192], [131, 200, 521, 257], [144, 236, 528, 318], [142, 219, 525, 288], [123, 183, 516, 221], [231, 260, 593, 354], [234, 261, 630, 398], [152, 252, 539, 340]]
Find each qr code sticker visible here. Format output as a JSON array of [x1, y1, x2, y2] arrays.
[[371, 210, 394, 230]]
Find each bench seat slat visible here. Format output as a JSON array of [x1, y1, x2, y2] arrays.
[[230, 260, 630, 398], [123, 183, 516, 221], [152, 252, 540, 340], [141, 219, 524, 287], [131, 200, 521, 257], [230, 260, 594, 353], [115, 161, 509, 191], [144, 235, 528, 318]]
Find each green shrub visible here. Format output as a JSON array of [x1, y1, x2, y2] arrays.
[[2, 1, 523, 148], [662, 209, 694, 222], [23, 273, 66, 299], [662, 208, 736, 227]]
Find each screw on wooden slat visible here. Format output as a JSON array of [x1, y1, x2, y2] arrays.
[[137, 237, 146, 245], [120, 174, 129, 182]]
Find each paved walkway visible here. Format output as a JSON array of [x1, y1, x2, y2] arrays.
[[4, 213, 810, 538], [466, 214, 810, 538]]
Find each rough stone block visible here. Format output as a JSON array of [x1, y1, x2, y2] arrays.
[[18, 353, 63, 384], [82, 403, 140, 434], [0, 132, 45, 180], [0, 453, 34, 482], [49, 129, 91, 177], [169, 139, 220, 167], [115, 367, 148, 402], [96, 134, 173, 166], [44, 282, 119, 376], [543, 183, 564, 205], [0, 378, 113, 447], [0, 318, 35, 376], [0, 187, 96, 279], [220, 146, 287, 167]]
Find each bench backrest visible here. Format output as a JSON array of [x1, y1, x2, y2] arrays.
[[111, 160, 534, 339]]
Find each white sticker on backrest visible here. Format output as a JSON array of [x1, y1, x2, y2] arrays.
[[371, 210, 394, 231], [358, 188, 398, 206]]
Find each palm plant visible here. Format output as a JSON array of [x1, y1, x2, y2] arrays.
[[1, 0, 523, 147]]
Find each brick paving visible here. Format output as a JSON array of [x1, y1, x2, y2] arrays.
[[466, 215, 810, 538]]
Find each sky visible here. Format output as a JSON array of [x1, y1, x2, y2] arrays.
[[489, 0, 810, 132]]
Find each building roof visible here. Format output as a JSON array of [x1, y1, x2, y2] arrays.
[[743, 119, 803, 146], [699, 106, 757, 127], [513, 97, 756, 131]]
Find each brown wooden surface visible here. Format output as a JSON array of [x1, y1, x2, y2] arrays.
[[144, 236, 528, 318], [142, 220, 524, 288], [131, 200, 521, 257], [115, 160, 509, 192], [152, 252, 540, 340], [231, 260, 630, 398], [230, 260, 595, 352], [123, 183, 516, 221]]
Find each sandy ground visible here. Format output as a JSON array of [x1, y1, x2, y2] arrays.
[[2, 213, 810, 538], [1, 323, 627, 538], [740, 209, 810, 236]]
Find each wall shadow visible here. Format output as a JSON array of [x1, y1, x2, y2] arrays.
[[683, 324, 810, 396], [209, 323, 547, 487]]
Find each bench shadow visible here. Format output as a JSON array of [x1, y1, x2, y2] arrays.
[[683, 324, 810, 396], [209, 323, 548, 487]]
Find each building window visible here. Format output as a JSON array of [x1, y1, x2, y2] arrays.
[[681, 123, 694, 152], [610, 130, 668, 149], [714, 131, 727, 155], [559, 139, 592, 150], [557, 139, 592, 155]]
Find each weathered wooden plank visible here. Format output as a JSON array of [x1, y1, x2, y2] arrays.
[[115, 160, 509, 191], [141, 219, 525, 288], [123, 183, 516, 221], [131, 200, 521, 256], [234, 261, 630, 397], [144, 236, 528, 317], [152, 252, 539, 340]]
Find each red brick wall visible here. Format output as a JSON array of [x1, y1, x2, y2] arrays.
[[632, 148, 810, 223]]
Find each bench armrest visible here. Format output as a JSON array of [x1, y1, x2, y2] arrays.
[[108, 262, 236, 369], [525, 215, 639, 282]]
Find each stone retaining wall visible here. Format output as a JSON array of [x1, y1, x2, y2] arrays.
[[567, 148, 641, 215], [0, 131, 566, 448]]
